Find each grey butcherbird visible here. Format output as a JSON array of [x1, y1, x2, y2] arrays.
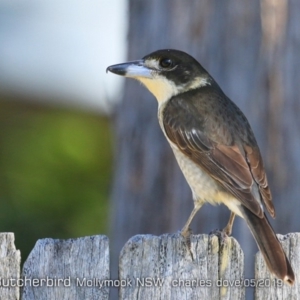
[[107, 49, 294, 285]]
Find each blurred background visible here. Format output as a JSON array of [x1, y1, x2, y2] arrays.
[[0, 0, 127, 260], [1, 1, 300, 299]]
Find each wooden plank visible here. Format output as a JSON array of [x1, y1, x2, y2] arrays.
[[119, 233, 244, 300], [0, 233, 21, 300], [255, 233, 300, 299], [21, 235, 109, 300]]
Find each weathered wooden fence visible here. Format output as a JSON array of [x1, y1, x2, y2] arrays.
[[0, 232, 299, 299]]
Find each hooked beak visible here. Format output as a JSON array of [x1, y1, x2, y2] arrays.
[[106, 60, 152, 78]]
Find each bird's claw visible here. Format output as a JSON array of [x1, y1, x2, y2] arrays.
[[181, 227, 194, 260], [209, 228, 229, 246]]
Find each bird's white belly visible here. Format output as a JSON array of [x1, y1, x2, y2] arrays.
[[157, 105, 221, 205], [171, 146, 243, 217], [171, 146, 221, 204]]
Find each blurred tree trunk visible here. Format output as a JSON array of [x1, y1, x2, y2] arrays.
[[110, 0, 300, 291]]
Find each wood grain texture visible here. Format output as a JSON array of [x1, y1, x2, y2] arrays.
[[255, 233, 299, 299], [119, 233, 244, 300], [0, 233, 21, 300], [21, 235, 109, 300]]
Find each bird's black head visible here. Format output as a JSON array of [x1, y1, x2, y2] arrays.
[[107, 49, 211, 103], [142, 49, 210, 86]]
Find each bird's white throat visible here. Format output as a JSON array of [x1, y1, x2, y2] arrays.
[[137, 75, 211, 104]]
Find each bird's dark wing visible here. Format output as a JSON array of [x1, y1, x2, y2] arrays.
[[163, 94, 274, 218]]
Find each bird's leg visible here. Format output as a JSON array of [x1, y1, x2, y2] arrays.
[[181, 201, 203, 238], [180, 201, 203, 259], [181, 201, 203, 258], [210, 212, 236, 246], [222, 212, 236, 236]]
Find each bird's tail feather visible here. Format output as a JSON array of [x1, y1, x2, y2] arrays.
[[240, 206, 294, 285]]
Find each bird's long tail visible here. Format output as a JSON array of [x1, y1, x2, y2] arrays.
[[240, 206, 294, 285]]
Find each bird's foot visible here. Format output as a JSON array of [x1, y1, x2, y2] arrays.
[[209, 228, 229, 246], [181, 227, 194, 260]]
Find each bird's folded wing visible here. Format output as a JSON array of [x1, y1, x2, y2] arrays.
[[163, 98, 274, 218]]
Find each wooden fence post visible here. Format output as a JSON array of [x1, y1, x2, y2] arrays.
[[21, 235, 109, 300], [255, 233, 300, 299], [119, 233, 245, 300], [0, 232, 298, 299], [0, 233, 21, 300]]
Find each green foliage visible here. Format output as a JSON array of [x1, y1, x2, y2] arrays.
[[0, 100, 112, 262]]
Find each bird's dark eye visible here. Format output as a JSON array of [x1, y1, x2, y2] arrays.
[[159, 58, 173, 69]]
